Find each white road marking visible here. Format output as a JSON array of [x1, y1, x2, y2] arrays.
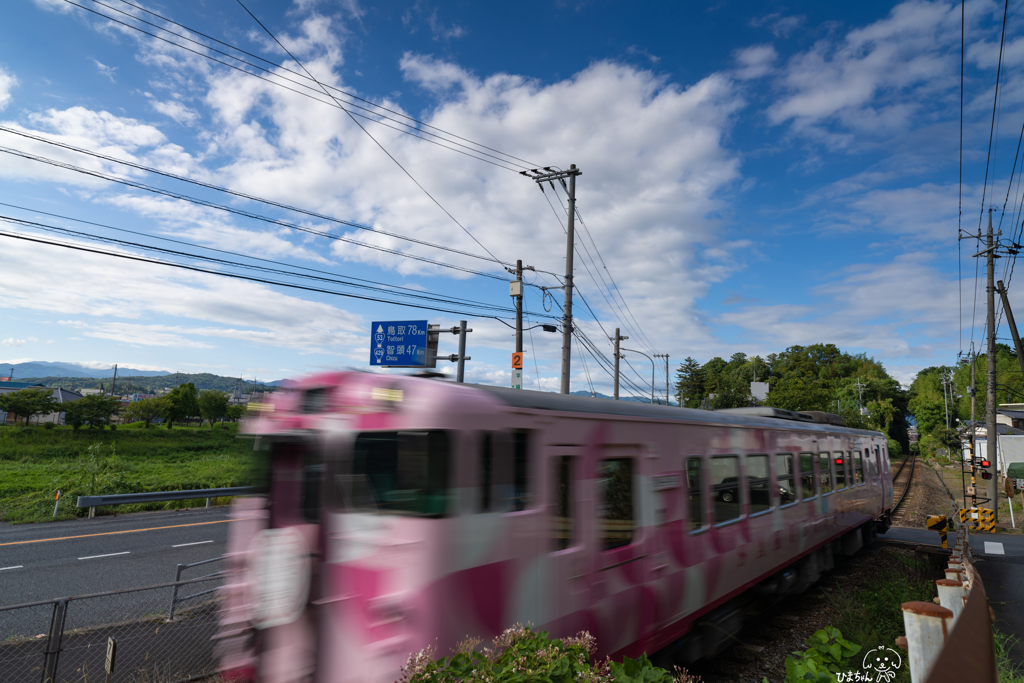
[[0, 565, 23, 571], [172, 540, 213, 548], [984, 541, 1005, 555], [78, 551, 130, 560]]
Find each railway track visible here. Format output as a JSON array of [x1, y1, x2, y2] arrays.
[[891, 452, 917, 516]]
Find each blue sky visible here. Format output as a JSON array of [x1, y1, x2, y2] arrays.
[[0, 0, 1018, 396]]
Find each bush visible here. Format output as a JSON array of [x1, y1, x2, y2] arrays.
[[399, 626, 701, 683], [782, 627, 860, 682], [43, 422, 55, 430]]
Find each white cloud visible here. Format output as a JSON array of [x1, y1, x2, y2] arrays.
[[93, 59, 117, 83], [1, 338, 27, 347], [149, 98, 199, 126], [734, 45, 778, 80], [402, 1, 466, 41], [766, 0, 963, 142], [750, 13, 805, 38], [0, 67, 16, 111]]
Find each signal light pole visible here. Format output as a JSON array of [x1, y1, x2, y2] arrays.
[[522, 165, 581, 394]]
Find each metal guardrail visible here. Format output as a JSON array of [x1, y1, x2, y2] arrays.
[[76, 486, 256, 516], [169, 556, 226, 621]]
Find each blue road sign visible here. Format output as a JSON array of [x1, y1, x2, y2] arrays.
[[370, 320, 429, 367]]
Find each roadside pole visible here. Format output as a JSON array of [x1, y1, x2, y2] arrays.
[[612, 329, 627, 400], [655, 353, 670, 405], [986, 209, 999, 521]]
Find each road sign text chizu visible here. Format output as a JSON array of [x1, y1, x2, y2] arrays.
[[370, 320, 429, 367]]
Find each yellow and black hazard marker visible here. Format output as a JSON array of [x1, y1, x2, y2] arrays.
[[927, 515, 948, 548], [959, 507, 996, 532]]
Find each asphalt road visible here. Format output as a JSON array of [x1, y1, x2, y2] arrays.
[[0, 507, 231, 610]]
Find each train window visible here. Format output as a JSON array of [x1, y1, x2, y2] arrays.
[[302, 460, 324, 524], [818, 453, 833, 494], [349, 431, 452, 517], [747, 454, 770, 515], [854, 450, 865, 484], [598, 459, 634, 549], [834, 452, 847, 489], [511, 431, 532, 511], [777, 454, 797, 505], [686, 457, 704, 532], [711, 456, 741, 524], [479, 433, 493, 512], [800, 453, 816, 499], [552, 456, 574, 550]]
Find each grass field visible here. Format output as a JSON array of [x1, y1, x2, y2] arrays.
[[0, 423, 255, 523]]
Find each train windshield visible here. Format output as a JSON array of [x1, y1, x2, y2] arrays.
[[337, 430, 452, 517]]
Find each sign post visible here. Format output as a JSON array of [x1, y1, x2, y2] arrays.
[[511, 352, 523, 390]]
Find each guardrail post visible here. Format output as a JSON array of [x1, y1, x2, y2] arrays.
[[89, 506, 95, 518], [41, 598, 69, 683], [935, 579, 966, 622], [206, 497, 211, 508], [168, 564, 184, 622], [901, 601, 954, 683]]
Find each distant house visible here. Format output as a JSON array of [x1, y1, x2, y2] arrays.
[[0, 382, 84, 425]]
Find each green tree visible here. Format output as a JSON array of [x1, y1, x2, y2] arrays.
[[674, 357, 705, 408], [165, 382, 199, 429], [62, 395, 123, 430], [0, 388, 58, 426], [226, 404, 246, 422], [198, 390, 229, 428], [122, 396, 167, 428]]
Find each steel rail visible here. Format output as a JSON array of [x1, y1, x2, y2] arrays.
[[892, 452, 918, 514]]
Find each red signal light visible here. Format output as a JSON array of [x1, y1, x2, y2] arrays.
[[834, 458, 843, 465], [980, 460, 991, 468], [982, 471, 993, 480]]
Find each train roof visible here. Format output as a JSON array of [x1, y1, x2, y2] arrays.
[[471, 383, 884, 438]]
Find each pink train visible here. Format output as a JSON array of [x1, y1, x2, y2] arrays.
[[216, 371, 893, 683]]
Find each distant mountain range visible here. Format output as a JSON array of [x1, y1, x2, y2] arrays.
[[0, 361, 171, 379]]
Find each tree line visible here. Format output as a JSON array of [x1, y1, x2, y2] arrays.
[[674, 344, 909, 455], [0, 382, 245, 429]]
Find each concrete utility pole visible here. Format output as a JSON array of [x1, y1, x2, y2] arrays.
[[612, 328, 627, 400], [522, 165, 582, 394], [986, 209, 999, 521], [654, 354, 670, 405], [508, 260, 534, 390], [111, 364, 118, 397], [970, 350, 978, 508], [941, 369, 950, 429]]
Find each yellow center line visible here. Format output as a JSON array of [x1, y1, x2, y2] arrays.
[[0, 519, 239, 547]]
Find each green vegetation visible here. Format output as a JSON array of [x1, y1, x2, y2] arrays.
[[0, 424, 253, 523], [399, 625, 701, 683], [995, 629, 1024, 683], [63, 394, 122, 430], [824, 549, 937, 683], [0, 387, 58, 424], [675, 344, 909, 451], [781, 627, 860, 683]]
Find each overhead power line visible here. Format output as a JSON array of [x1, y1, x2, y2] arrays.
[[63, 0, 535, 173], [0, 227, 520, 321], [0, 144, 514, 281], [0, 126, 530, 271], [234, 0, 507, 268]]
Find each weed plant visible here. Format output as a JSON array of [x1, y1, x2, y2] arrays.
[[995, 629, 1024, 683], [0, 424, 253, 523]]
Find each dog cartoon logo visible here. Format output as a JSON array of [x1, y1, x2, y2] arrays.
[[862, 647, 902, 682]]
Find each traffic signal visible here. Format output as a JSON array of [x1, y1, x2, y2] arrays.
[[980, 460, 991, 468], [982, 471, 993, 480]]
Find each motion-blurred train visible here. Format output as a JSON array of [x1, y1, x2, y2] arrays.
[[215, 371, 894, 683]]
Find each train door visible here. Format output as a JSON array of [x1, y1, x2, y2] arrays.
[[245, 435, 323, 683], [591, 445, 645, 656], [547, 446, 588, 635]]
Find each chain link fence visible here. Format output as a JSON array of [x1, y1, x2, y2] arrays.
[[0, 566, 226, 683]]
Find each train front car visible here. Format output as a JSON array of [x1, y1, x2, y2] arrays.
[[218, 372, 520, 683]]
